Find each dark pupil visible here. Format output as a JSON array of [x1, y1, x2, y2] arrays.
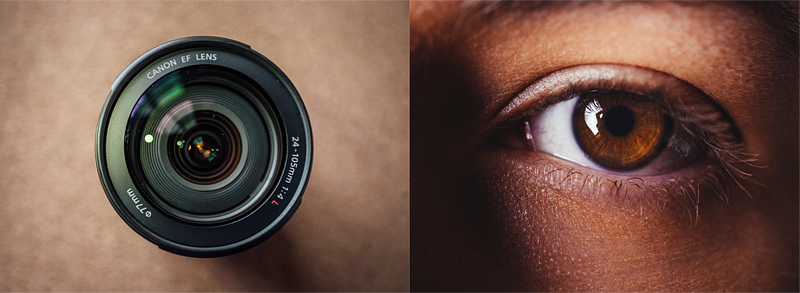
[[604, 106, 635, 136]]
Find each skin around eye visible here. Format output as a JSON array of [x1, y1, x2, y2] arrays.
[[411, 1, 798, 291]]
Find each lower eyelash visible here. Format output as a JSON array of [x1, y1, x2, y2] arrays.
[[667, 96, 766, 201], [518, 152, 754, 222], [508, 93, 759, 219]]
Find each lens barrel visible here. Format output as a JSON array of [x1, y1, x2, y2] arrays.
[[96, 37, 312, 257]]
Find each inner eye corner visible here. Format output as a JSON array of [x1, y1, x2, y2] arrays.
[[488, 118, 534, 151]]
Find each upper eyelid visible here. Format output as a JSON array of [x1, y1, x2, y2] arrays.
[[491, 64, 712, 128]]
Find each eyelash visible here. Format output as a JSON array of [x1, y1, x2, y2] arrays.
[[493, 65, 760, 218]]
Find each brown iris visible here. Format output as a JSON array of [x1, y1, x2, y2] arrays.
[[572, 90, 672, 170]]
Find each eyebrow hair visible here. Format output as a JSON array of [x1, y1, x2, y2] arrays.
[[751, 1, 799, 59], [458, 1, 798, 59]]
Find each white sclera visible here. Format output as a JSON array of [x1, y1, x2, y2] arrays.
[[530, 95, 693, 176]]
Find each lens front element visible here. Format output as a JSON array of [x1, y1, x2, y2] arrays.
[[131, 68, 279, 224]]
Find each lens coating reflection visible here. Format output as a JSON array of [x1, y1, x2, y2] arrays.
[[169, 110, 242, 185]]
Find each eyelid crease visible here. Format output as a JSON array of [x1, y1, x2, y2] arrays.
[[494, 64, 702, 126]]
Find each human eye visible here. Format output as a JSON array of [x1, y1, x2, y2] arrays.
[[492, 64, 754, 206], [527, 88, 698, 176]]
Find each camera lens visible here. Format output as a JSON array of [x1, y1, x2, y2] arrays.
[[96, 37, 312, 257]]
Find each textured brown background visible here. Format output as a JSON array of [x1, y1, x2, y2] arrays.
[[0, 1, 408, 291]]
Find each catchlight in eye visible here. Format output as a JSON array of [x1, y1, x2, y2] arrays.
[[572, 90, 673, 170]]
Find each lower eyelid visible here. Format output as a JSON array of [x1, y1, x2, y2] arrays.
[[500, 150, 731, 211]]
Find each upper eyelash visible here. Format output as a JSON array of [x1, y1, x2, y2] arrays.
[[495, 64, 761, 217], [496, 64, 748, 166], [498, 65, 739, 147]]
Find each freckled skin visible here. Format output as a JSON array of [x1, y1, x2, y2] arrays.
[[411, 1, 798, 291]]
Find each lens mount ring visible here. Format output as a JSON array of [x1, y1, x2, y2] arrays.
[[96, 36, 313, 257]]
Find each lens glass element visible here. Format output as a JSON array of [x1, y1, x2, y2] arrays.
[[127, 65, 282, 224], [168, 110, 242, 185]]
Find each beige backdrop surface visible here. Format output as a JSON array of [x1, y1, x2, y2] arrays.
[[0, 1, 409, 291]]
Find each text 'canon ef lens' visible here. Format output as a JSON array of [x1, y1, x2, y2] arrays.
[[95, 36, 312, 257]]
